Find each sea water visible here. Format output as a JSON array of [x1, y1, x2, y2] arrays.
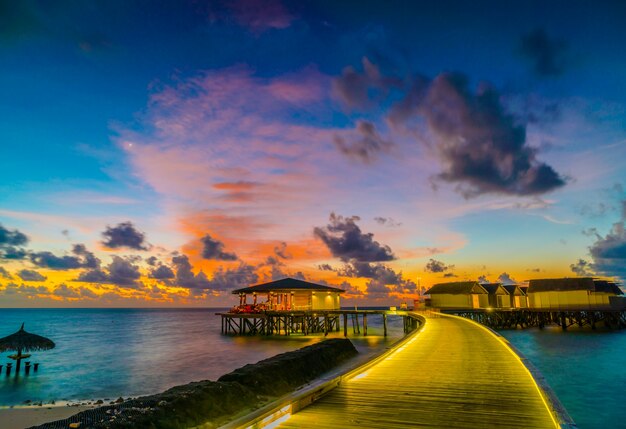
[[500, 327, 626, 429], [0, 308, 403, 406]]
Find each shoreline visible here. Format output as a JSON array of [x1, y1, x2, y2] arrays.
[[0, 405, 96, 429]]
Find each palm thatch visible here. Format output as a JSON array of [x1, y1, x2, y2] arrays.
[[0, 323, 55, 353]]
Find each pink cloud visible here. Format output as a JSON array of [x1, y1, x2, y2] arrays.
[[227, 0, 295, 33]]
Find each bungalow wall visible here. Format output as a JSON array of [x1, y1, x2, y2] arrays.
[[512, 295, 528, 308], [311, 292, 341, 310], [430, 294, 488, 309], [528, 290, 613, 309]]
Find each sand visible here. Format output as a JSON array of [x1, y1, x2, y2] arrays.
[[0, 405, 95, 429]]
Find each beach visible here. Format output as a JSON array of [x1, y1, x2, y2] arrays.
[[1, 405, 95, 429]]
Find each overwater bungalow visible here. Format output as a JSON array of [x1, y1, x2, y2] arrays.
[[426, 281, 489, 309], [503, 284, 528, 308], [527, 277, 624, 309], [231, 277, 344, 312], [480, 283, 511, 308]]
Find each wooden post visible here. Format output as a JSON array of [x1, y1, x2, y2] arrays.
[[364, 314, 368, 336], [324, 315, 329, 336], [343, 313, 348, 337], [383, 313, 387, 337]]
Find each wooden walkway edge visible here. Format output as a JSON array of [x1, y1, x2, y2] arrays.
[[220, 311, 576, 429]]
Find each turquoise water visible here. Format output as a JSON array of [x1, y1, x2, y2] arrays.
[[501, 327, 626, 429], [0, 308, 402, 406]]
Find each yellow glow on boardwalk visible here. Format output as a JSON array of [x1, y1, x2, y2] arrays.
[[278, 313, 558, 429]]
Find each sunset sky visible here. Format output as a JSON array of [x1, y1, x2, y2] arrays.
[[1, 0, 626, 307]]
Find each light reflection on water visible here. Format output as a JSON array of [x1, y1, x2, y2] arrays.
[[0, 308, 403, 406], [500, 327, 626, 429]]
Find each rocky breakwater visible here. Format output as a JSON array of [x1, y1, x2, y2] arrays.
[[30, 338, 358, 429]]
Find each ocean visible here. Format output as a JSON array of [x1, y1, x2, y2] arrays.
[[0, 309, 624, 429], [0, 308, 403, 407]]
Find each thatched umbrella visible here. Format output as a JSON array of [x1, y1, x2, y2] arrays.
[[0, 323, 55, 374]]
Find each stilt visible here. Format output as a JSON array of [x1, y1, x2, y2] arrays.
[[343, 313, 348, 337], [363, 314, 368, 336], [383, 313, 387, 337]]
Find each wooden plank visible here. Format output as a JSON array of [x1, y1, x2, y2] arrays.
[[279, 314, 557, 429]]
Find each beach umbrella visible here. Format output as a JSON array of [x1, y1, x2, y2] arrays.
[[0, 323, 55, 374]]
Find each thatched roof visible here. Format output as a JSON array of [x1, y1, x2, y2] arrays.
[[528, 278, 624, 294], [232, 277, 345, 294], [0, 323, 55, 353], [426, 281, 487, 295], [480, 283, 509, 295]]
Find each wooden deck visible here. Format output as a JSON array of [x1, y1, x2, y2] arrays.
[[278, 312, 560, 428]]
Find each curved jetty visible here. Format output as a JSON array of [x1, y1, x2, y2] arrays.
[[275, 312, 572, 429]]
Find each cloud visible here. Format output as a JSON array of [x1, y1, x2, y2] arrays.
[[149, 264, 176, 280], [1, 282, 48, 296], [424, 258, 454, 273], [172, 254, 258, 291], [30, 244, 100, 270], [519, 28, 568, 77], [172, 254, 211, 289], [53, 284, 98, 299], [200, 234, 238, 261], [0, 266, 13, 279], [585, 201, 626, 278], [333, 59, 566, 197], [101, 222, 150, 251], [0, 223, 29, 259], [374, 217, 402, 227], [478, 275, 489, 283], [497, 272, 517, 285], [314, 213, 395, 262], [570, 259, 594, 277], [398, 73, 566, 197], [224, 0, 295, 34], [17, 269, 47, 282], [76, 256, 142, 288], [273, 242, 291, 259], [332, 57, 400, 110], [333, 120, 393, 163]]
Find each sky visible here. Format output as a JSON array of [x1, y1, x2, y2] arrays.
[[1, 0, 626, 307]]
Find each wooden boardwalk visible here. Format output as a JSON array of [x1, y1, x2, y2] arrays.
[[278, 313, 559, 428]]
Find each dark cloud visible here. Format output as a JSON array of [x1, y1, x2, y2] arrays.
[[30, 244, 100, 270], [332, 57, 400, 110], [208, 263, 259, 291], [0, 266, 12, 279], [570, 259, 594, 277], [76, 256, 142, 288], [1, 282, 48, 296], [314, 213, 395, 262], [273, 242, 290, 259], [336, 261, 416, 294], [172, 255, 211, 289], [586, 202, 626, 278], [146, 256, 158, 266], [149, 264, 175, 280], [106, 256, 142, 288], [478, 275, 489, 283], [101, 222, 149, 251], [424, 258, 454, 273], [519, 29, 568, 77], [443, 272, 457, 278], [53, 284, 80, 299], [333, 120, 393, 163], [17, 269, 46, 282], [402, 73, 566, 197], [374, 217, 402, 227], [317, 263, 335, 271], [0, 223, 29, 260], [200, 234, 238, 261], [334, 59, 565, 197], [497, 272, 517, 285]]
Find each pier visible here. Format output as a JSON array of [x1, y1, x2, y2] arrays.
[[229, 312, 572, 429], [445, 308, 626, 330], [217, 310, 411, 337]]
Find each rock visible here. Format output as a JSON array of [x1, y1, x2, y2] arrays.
[[24, 399, 32, 404], [95, 399, 103, 404], [115, 397, 124, 404], [68, 423, 81, 428]]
